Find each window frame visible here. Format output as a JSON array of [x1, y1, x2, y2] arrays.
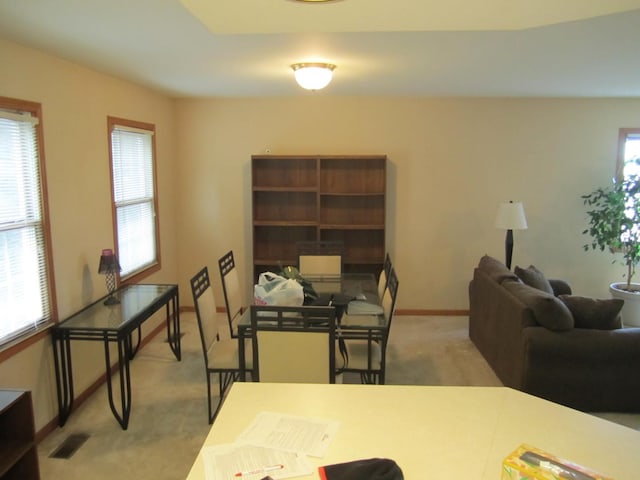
[[0, 96, 57, 356], [107, 116, 161, 285]]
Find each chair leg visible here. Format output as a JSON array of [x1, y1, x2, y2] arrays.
[[360, 372, 379, 384], [209, 371, 238, 424], [220, 371, 234, 396], [206, 371, 237, 424], [206, 372, 214, 424]]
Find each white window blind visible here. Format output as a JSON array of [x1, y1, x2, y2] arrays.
[[110, 124, 157, 277], [621, 131, 640, 243], [0, 109, 51, 344]]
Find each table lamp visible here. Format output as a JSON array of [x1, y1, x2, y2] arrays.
[[98, 248, 121, 305], [495, 201, 528, 269]]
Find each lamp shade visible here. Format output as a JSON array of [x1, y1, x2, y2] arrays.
[[495, 201, 528, 230], [291, 63, 336, 90], [98, 248, 120, 274]]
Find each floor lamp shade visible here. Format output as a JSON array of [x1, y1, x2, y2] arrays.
[[495, 201, 528, 269]]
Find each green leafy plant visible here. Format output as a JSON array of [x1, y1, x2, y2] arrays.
[[582, 159, 640, 290]]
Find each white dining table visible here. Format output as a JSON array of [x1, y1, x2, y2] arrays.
[[185, 383, 640, 479]]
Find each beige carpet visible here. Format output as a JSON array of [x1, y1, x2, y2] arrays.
[[37, 314, 640, 480]]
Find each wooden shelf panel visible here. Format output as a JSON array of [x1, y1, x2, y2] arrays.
[[252, 157, 317, 189], [0, 390, 38, 480], [343, 263, 384, 277], [320, 195, 384, 226], [320, 225, 384, 230], [320, 157, 385, 194], [253, 186, 317, 192], [1, 450, 39, 480], [254, 221, 317, 227], [253, 191, 317, 223], [320, 192, 385, 196], [253, 225, 317, 263], [322, 229, 385, 264]]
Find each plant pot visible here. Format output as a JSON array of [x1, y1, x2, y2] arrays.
[[609, 282, 640, 327]]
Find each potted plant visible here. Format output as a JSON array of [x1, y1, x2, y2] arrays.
[[582, 158, 640, 326]]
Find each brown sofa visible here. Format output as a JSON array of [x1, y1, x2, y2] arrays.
[[469, 255, 640, 412]]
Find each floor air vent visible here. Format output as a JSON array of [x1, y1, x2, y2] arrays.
[[49, 433, 90, 459]]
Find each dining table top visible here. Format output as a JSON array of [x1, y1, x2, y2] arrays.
[[185, 383, 640, 480], [240, 273, 385, 330]]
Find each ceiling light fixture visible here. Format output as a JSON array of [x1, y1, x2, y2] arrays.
[[291, 63, 336, 90]]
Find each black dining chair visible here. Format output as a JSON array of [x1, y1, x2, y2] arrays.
[[190, 266, 252, 423], [250, 304, 339, 383], [341, 267, 399, 384], [218, 250, 244, 338], [378, 252, 392, 299], [297, 240, 344, 277]]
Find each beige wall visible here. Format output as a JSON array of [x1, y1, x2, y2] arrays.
[[175, 96, 640, 310], [0, 39, 179, 431], [2, 35, 640, 432]]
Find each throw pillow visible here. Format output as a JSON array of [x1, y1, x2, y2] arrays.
[[514, 265, 554, 295], [478, 255, 518, 283], [558, 295, 623, 330], [504, 281, 574, 331]]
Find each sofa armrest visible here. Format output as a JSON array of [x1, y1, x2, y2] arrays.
[[522, 326, 640, 411], [469, 268, 537, 388], [549, 279, 572, 296]]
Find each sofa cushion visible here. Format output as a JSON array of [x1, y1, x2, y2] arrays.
[[503, 280, 574, 331], [478, 255, 518, 283], [514, 265, 554, 295], [558, 295, 623, 330]]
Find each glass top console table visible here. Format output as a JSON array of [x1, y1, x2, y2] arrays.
[[51, 284, 180, 430]]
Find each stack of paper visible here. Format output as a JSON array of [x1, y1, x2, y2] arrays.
[[201, 412, 340, 479]]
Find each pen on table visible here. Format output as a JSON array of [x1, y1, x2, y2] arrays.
[[234, 464, 284, 477]]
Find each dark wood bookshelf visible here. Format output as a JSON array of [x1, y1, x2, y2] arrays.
[[251, 155, 386, 280], [0, 390, 39, 480]]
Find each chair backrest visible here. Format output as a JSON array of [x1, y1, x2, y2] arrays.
[[297, 241, 343, 277], [250, 305, 336, 384], [382, 267, 399, 332], [190, 267, 220, 362], [377, 253, 392, 298], [218, 250, 243, 336]]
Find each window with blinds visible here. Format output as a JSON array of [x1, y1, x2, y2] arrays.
[[617, 128, 640, 244], [0, 98, 55, 346], [108, 117, 160, 280]]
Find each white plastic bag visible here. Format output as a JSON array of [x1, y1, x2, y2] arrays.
[[254, 272, 304, 306]]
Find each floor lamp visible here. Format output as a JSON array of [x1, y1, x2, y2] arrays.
[[495, 201, 528, 269]]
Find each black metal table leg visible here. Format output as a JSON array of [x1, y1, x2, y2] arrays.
[[52, 331, 74, 426], [129, 327, 142, 359], [166, 291, 181, 361], [104, 333, 132, 430], [238, 326, 247, 382]]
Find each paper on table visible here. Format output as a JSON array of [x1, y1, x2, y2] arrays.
[[237, 411, 340, 458], [201, 443, 312, 480]]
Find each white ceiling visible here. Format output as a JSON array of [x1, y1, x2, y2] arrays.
[[1, 0, 640, 98]]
